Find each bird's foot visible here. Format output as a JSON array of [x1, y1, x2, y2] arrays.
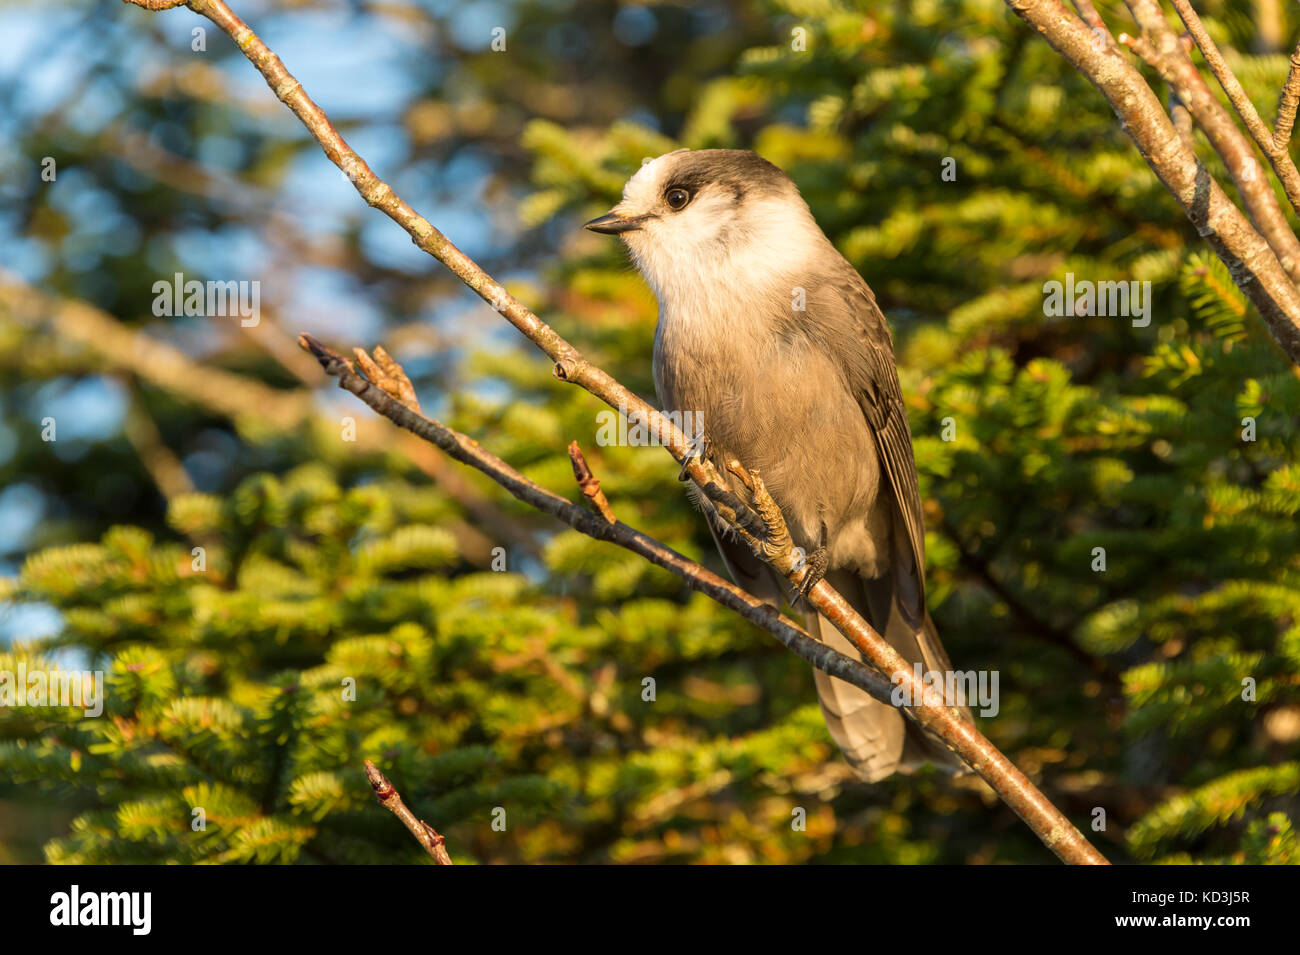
[[724, 460, 827, 604], [724, 459, 794, 561], [353, 345, 420, 413], [792, 540, 829, 605]]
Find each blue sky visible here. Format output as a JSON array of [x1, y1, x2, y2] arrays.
[[0, 0, 552, 643]]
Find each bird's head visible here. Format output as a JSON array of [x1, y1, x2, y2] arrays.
[[584, 149, 824, 302]]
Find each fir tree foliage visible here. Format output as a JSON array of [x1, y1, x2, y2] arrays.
[[1, 0, 1298, 863]]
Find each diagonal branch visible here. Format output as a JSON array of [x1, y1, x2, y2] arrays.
[[302, 334, 1108, 864], [1005, 0, 1300, 365], [1070, 0, 1108, 34], [1119, 0, 1300, 282], [364, 760, 453, 864], [121, 378, 195, 502], [121, 0, 761, 544], [125, 0, 1110, 865], [1166, 0, 1300, 216], [299, 334, 897, 709], [1274, 45, 1300, 152]]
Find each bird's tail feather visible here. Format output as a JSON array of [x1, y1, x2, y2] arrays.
[[702, 508, 970, 781], [808, 569, 972, 781]]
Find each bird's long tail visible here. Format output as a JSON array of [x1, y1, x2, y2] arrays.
[[807, 568, 972, 781]]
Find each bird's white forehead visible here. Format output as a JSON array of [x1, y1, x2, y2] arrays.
[[621, 150, 685, 205]]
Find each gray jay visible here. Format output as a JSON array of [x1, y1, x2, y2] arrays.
[[586, 148, 970, 780]]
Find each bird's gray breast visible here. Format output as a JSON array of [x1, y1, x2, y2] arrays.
[[652, 300, 887, 573]]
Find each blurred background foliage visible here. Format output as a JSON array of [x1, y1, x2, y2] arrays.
[[0, 0, 1298, 863]]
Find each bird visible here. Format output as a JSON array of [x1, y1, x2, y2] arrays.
[[584, 148, 971, 781]]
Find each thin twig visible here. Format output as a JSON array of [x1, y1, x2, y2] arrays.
[[298, 334, 896, 703], [364, 760, 453, 864], [120, 0, 790, 546], [567, 441, 616, 523], [122, 380, 196, 501], [354, 345, 420, 412], [1169, 90, 1196, 153], [1070, 0, 1105, 32]]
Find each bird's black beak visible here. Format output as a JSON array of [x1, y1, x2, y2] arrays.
[[583, 211, 645, 235]]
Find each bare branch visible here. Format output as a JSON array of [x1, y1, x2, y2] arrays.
[[1167, 0, 1300, 215], [1169, 90, 1196, 152], [353, 345, 420, 412], [1274, 44, 1300, 151], [120, 0, 768, 541], [299, 335, 897, 710], [1005, 0, 1300, 364], [1120, 0, 1300, 282], [1070, 0, 1108, 33], [1166, 0, 1274, 143], [364, 760, 453, 864]]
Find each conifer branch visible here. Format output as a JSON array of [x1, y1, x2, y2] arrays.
[[364, 760, 453, 864], [127, 0, 1111, 865], [942, 516, 1120, 686], [1005, 0, 1300, 363]]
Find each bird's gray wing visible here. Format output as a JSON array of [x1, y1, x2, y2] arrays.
[[803, 261, 972, 779], [807, 264, 928, 624]]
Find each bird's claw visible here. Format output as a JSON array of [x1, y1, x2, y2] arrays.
[[725, 459, 791, 552], [678, 434, 710, 481], [723, 458, 823, 605], [353, 345, 420, 413], [793, 544, 829, 605], [723, 460, 827, 605]]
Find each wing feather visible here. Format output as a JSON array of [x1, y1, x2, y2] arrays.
[[808, 264, 927, 617]]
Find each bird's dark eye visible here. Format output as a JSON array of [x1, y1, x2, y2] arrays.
[[665, 188, 691, 211]]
